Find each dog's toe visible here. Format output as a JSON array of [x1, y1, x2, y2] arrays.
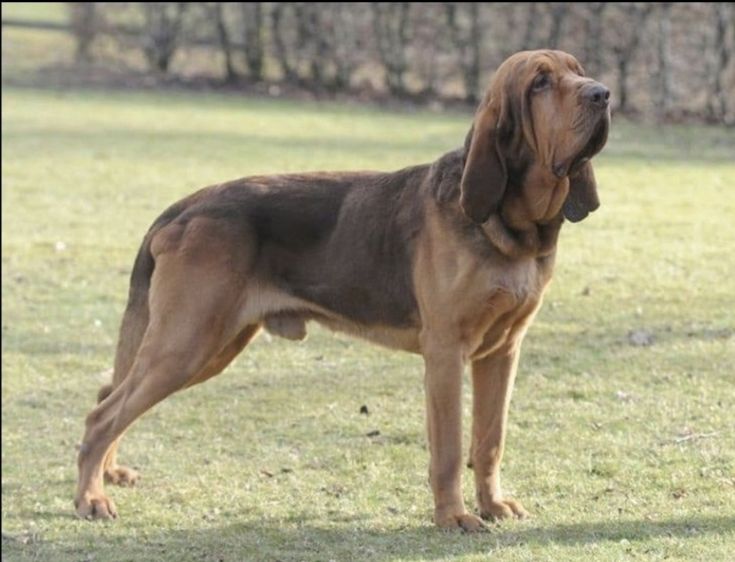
[[435, 510, 488, 533], [104, 465, 140, 487], [75, 493, 118, 520], [480, 498, 529, 521]]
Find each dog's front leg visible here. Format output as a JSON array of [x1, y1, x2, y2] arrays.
[[470, 348, 529, 521], [422, 335, 485, 532]]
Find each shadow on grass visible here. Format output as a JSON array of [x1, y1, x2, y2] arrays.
[[6, 514, 732, 561]]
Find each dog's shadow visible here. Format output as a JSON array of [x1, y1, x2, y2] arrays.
[[35, 513, 733, 560]]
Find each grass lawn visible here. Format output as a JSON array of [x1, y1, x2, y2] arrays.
[[2, 85, 734, 561], [1, 3, 68, 24]]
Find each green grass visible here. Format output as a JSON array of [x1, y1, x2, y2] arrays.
[[2, 86, 734, 562], [1, 2, 68, 24]]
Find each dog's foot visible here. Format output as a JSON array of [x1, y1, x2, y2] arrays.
[[435, 510, 488, 533], [74, 492, 118, 520], [104, 465, 140, 487], [480, 498, 529, 521]]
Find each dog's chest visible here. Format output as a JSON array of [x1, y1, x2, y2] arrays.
[[492, 256, 548, 298], [463, 257, 553, 358]]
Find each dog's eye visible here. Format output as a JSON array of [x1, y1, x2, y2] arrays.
[[532, 73, 551, 92]]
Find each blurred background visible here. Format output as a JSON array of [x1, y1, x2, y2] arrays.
[[2, 2, 734, 124]]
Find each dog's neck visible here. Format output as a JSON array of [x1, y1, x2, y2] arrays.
[[430, 149, 565, 259], [504, 163, 569, 227], [480, 163, 567, 259], [480, 214, 562, 259]]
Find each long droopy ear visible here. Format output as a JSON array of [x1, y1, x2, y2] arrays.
[[563, 160, 600, 223], [460, 105, 507, 224]]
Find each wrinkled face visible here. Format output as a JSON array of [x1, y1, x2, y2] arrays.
[[459, 50, 611, 225], [514, 50, 610, 176]]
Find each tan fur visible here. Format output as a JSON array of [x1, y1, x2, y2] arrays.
[[75, 50, 610, 532]]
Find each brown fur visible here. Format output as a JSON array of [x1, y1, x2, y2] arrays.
[[75, 50, 610, 531]]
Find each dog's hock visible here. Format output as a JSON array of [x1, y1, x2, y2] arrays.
[[264, 313, 307, 341]]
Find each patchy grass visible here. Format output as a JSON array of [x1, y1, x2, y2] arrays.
[[2, 86, 734, 562]]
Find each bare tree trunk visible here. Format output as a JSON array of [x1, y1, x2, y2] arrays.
[[270, 3, 294, 82], [293, 2, 311, 82], [708, 2, 734, 122], [242, 2, 264, 81], [393, 2, 411, 95], [468, 3, 480, 100], [522, 3, 540, 50], [141, 3, 188, 75], [610, 3, 652, 112], [329, 3, 357, 91], [305, 5, 328, 87], [269, 2, 336, 89], [209, 2, 236, 83], [445, 3, 481, 103], [653, 3, 673, 119], [68, 2, 98, 63], [292, 2, 329, 88], [583, 3, 606, 75], [372, 3, 411, 96], [312, 3, 358, 92], [615, 55, 630, 111], [546, 3, 568, 49]]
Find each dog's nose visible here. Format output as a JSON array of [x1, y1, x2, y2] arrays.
[[583, 83, 610, 108]]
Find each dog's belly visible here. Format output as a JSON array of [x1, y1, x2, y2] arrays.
[[260, 310, 422, 354], [314, 316, 422, 353], [236, 280, 422, 353]]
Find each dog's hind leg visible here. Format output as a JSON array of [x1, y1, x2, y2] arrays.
[[98, 324, 259, 490], [99, 245, 153, 487], [75, 225, 251, 519], [97, 244, 261, 486]]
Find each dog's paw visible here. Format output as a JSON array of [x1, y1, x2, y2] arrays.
[[74, 492, 118, 520], [479, 498, 529, 521], [104, 465, 140, 487], [435, 510, 488, 533]]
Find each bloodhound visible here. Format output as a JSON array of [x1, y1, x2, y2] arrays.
[[75, 49, 610, 531]]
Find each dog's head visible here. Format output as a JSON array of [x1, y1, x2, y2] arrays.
[[460, 50, 610, 224]]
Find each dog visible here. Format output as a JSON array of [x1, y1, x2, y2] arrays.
[[75, 49, 610, 531]]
